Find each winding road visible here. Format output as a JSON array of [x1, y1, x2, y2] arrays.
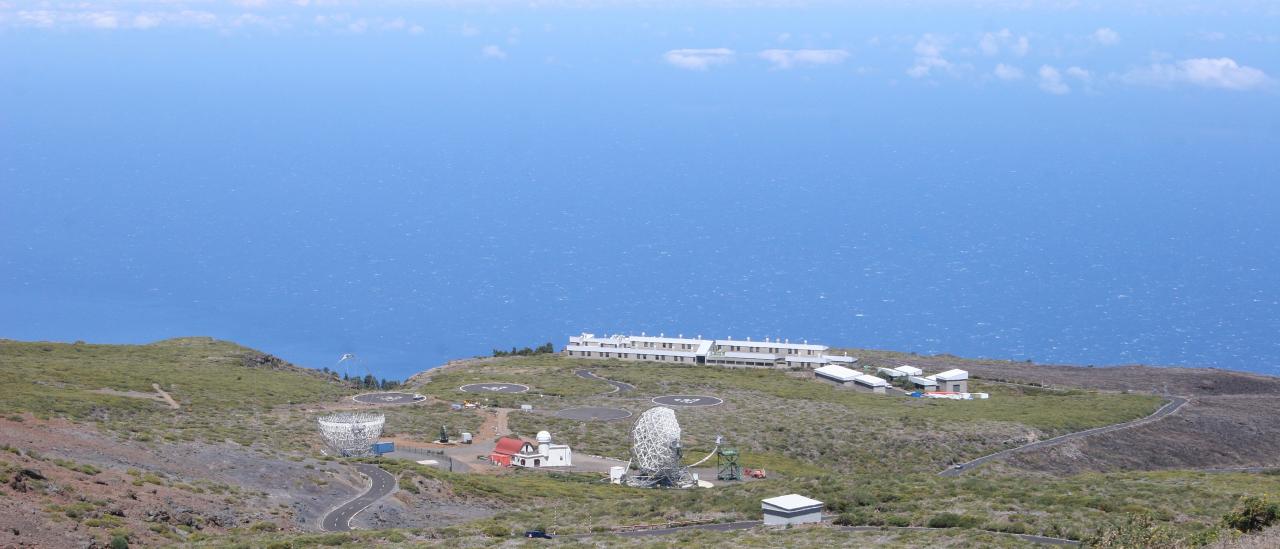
[[321, 463, 396, 531], [575, 369, 635, 394], [940, 396, 1189, 476]]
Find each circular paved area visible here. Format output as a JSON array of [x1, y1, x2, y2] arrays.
[[555, 407, 634, 421], [352, 392, 425, 405], [652, 395, 723, 407], [459, 382, 530, 394]]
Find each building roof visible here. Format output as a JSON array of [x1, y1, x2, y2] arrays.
[[876, 367, 908, 377], [895, 365, 923, 376], [785, 355, 828, 364], [909, 375, 938, 386], [715, 339, 828, 352], [492, 437, 526, 456], [814, 364, 859, 382], [854, 374, 888, 387], [629, 335, 711, 345], [716, 351, 780, 361], [933, 368, 969, 381], [761, 494, 824, 511], [823, 354, 857, 363]]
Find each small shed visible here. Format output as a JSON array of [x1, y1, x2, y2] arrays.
[[876, 367, 908, 379], [909, 375, 939, 391], [853, 374, 888, 394], [933, 369, 969, 393], [895, 365, 924, 376], [761, 494, 824, 526], [814, 364, 859, 385]]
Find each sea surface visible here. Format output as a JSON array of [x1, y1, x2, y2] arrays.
[[3, 31, 1278, 381]]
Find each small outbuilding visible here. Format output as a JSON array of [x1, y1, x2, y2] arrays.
[[853, 374, 888, 394], [814, 364, 860, 385], [909, 375, 939, 391], [761, 494, 824, 526], [933, 369, 969, 393], [895, 365, 924, 376], [876, 367, 908, 379]]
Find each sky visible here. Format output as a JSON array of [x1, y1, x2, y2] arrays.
[[2, 1, 1278, 379]]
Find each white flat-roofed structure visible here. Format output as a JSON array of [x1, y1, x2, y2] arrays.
[[932, 369, 970, 393], [814, 364, 860, 384], [909, 375, 939, 391], [761, 494, 824, 526], [853, 374, 888, 394], [564, 332, 857, 369], [876, 367, 908, 379], [895, 365, 924, 376]]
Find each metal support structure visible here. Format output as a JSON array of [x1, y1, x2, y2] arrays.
[[716, 446, 742, 481]]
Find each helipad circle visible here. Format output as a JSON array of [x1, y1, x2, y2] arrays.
[[460, 383, 529, 394], [555, 407, 633, 421], [352, 392, 426, 405], [651, 395, 723, 407]]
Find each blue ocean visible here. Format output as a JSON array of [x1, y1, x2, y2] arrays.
[[2, 6, 1278, 380]]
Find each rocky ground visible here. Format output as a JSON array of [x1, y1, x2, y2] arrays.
[[0, 415, 366, 547]]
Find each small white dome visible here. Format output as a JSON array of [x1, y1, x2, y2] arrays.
[[536, 431, 552, 443]]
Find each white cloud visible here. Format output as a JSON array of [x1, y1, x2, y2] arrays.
[[1122, 57, 1272, 90], [460, 23, 479, 37], [481, 44, 507, 59], [663, 48, 734, 70], [978, 28, 1030, 57], [993, 63, 1023, 81], [1066, 66, 1092, 82], [1011, 35, 1030, 56], [758, 49, 848, 69], [89, 12, 118, 29], [132, 13, 161, 29], [907, 34, 954, 78], [1092, 27, 1120, 46], [1038, 65, 1070, 94]]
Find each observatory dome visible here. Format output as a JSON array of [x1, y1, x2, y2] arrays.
[[536, 431, 552, 443]]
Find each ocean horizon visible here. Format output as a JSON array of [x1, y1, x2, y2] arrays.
[[3, 5, 1277, 381]]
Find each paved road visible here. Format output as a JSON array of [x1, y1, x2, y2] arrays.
[[575, 369, 635, 394], [940, 396, 1189, 477], [321, 463, 396, 531]]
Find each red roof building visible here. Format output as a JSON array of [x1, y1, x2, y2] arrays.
[[489, 437, 526, 467]]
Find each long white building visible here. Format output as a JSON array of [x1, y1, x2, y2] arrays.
[[564, 332, 856, 369]]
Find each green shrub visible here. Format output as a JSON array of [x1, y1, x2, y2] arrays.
[[481, 522, 510, 537], [1223, 495, 1280, 533], [108, 535, 128, 549], [927, 513, 980, 529], [885, 515, 911, 527], [249, 521, 278, 532], [1086, 513, 1182, 549]]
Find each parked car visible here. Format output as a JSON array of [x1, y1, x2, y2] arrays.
[[524, 529, 553, 539]]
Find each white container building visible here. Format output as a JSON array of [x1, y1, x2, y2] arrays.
[[761, 494, 824, 526], [932, 369, 970, 393]]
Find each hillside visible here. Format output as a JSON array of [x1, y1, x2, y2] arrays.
[[3, 339, 1280, 548]]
